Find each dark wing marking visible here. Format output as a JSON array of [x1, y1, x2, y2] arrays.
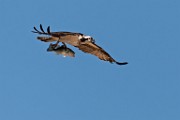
[[40, 24, 45, 33], [47, 26, 51, 34], [76, 42, 128, 65], [32, 24, 48, 35], [50, 32, 83, 37]]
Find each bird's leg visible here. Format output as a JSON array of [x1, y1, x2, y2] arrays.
[[54, 40, 60, 46], [49, 40, 60, 50], [62, 42, 67, 48], [52, 37, 61, 47]]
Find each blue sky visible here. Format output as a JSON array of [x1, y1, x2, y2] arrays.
[[0, 0, 179, 120]]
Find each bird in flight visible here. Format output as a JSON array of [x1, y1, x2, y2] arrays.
[[32, 24, 128, 65]]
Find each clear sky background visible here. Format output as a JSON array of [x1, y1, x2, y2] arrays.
[[0, 0, 179, 120]]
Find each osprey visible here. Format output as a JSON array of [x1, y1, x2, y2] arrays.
[[32, 24, 128, 65]]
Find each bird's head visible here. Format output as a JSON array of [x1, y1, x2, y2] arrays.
[[79, 35, 95, 43]]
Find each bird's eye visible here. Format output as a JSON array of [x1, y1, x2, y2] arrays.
[[80, 38, 87, 42]]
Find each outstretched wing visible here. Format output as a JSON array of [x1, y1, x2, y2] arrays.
[[32, 24, 83, 46], [77, 42, 128, 65]]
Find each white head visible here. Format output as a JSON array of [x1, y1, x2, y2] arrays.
[[79, 35, 95, 43]]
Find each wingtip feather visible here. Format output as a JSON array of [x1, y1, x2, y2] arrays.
[[115, 62, 128, 65]]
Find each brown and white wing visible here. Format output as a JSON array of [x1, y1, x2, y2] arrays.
[[32, 24, 82, 44], [76, 42, 128, 65], [36, 33, 80, 46]]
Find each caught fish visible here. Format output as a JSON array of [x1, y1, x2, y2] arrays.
[[47, 43, 75, 57]]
